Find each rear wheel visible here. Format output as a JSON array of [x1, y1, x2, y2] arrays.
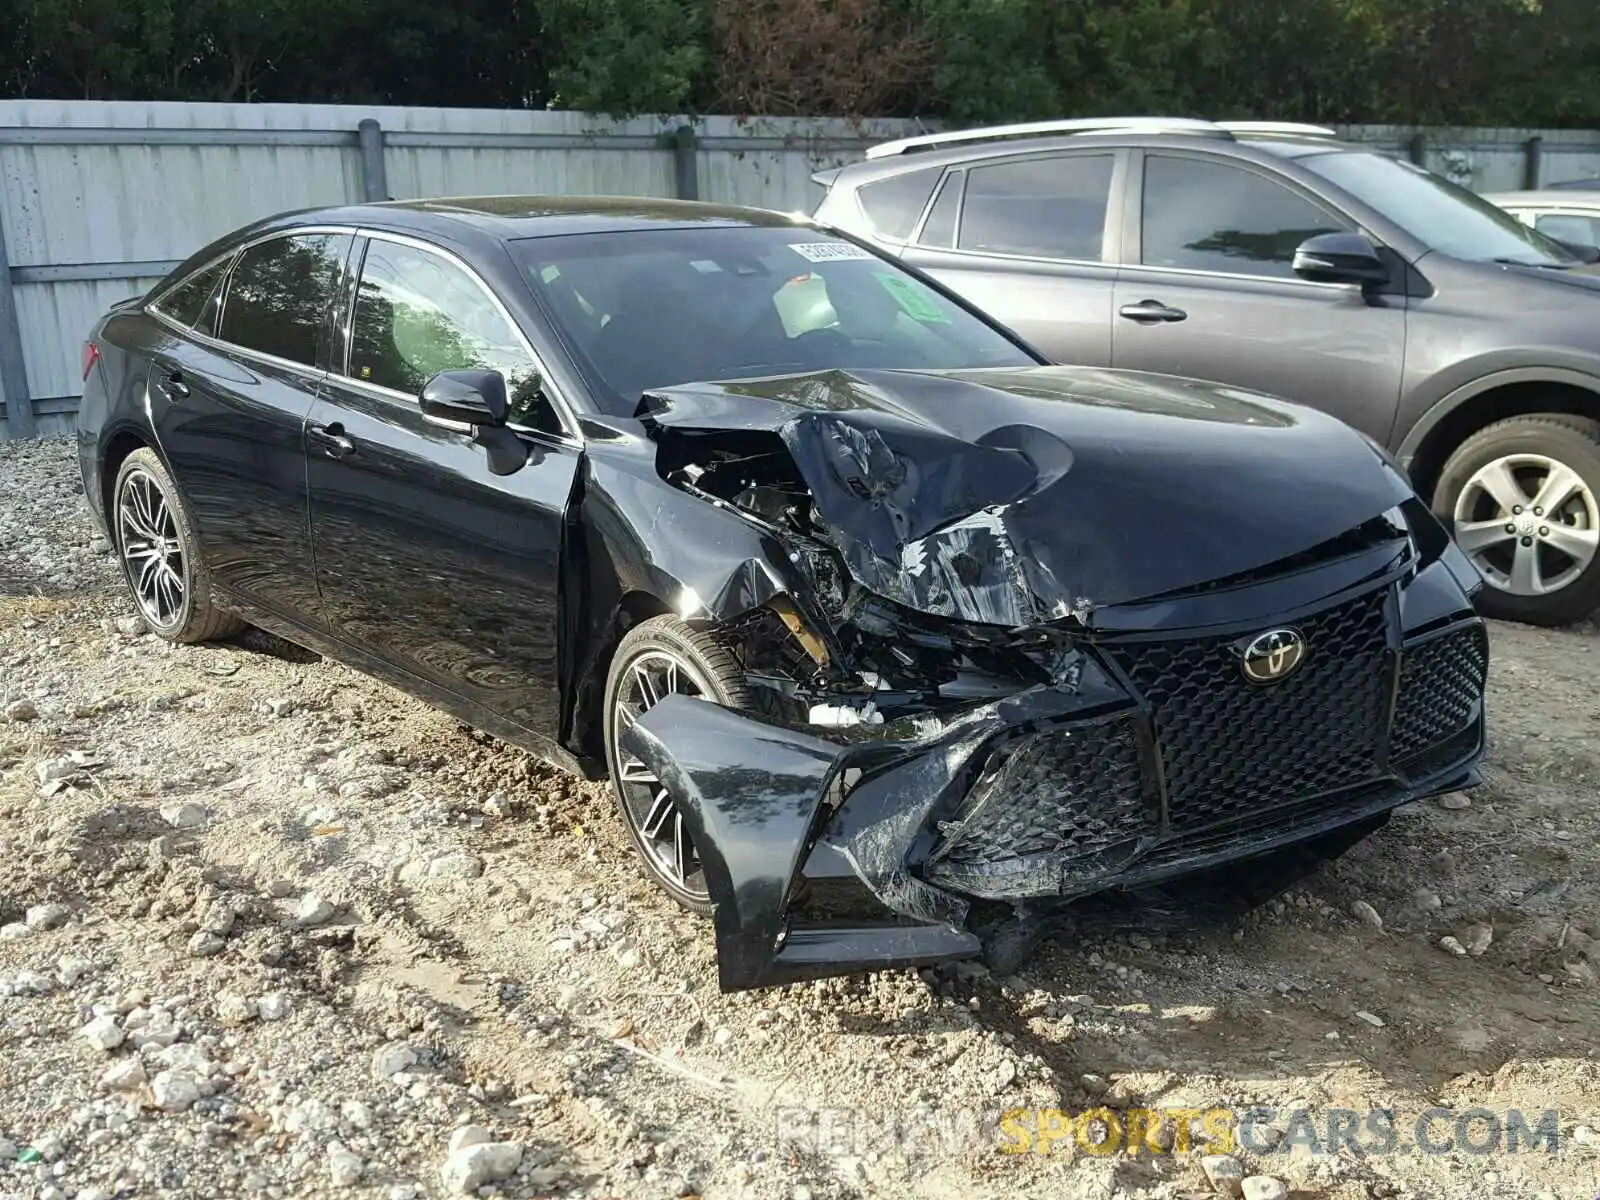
[[602, 615, 751, 916], [1433, 415, 1600, 626], [112, 448, 244, 643]]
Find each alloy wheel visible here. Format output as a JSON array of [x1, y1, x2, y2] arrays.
[[118, 469, 186, 628], [1453, 452, 1600, 597], [610, 649, 711, 901]]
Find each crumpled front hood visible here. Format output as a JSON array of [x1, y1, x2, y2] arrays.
[[639, 365, 1414, 626]]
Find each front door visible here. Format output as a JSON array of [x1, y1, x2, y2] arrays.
[[306, 234, 580, 743], [151, 231, 352, 623], [1112, 151, 1408, 443]]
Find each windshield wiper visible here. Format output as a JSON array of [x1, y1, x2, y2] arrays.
[[1491, 257, 1573, 270]]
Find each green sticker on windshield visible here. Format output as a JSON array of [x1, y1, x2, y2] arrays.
[[874, 272, 950, 323]]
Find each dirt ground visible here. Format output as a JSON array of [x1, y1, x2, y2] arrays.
[[1, 433, 1597, 1200]]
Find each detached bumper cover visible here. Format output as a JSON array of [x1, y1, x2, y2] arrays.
[[624, 599, 1489, 992]]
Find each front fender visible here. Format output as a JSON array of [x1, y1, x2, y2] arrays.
[[1396, 359, 1600, 466]]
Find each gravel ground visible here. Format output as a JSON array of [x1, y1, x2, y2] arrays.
[[1, 433, 1598, 1200]]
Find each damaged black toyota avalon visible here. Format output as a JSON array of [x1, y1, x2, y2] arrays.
[[78, 197, 1490, 992]]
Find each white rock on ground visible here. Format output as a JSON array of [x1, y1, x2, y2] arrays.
[[150, 1069, 203, 1113], [439, 1141, 523, 1194], [186, 931, 224, 957], [80, 1014, 124, 1051], [295, 892, 336, 927], [1242, 1177, 1290, 1200], [372, 1041, 419, 1080], [100, 1059, 148, 1091], [25, 902, 71, 930], [1201, 1153, 1246, 1197], [327, 1140, 364, 1186], [159, 800, 208, 829], [215, 991, 256, 1026], [257, 992, 292, 1021], [447, 1124, 492, 1153]]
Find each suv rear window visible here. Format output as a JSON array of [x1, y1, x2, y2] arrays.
[[855, 167, 941, 240], [958, 155, 1114, 261]]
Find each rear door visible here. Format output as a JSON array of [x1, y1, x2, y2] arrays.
[[149, 230, 352, 623], [1111, 151, 1407, 440], [896, 150, 1125, 366], [306, 232, 581, 743]]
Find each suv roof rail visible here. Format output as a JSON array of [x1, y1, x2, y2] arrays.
[[1216, 121, 1340, 138], [864, 117, 1227, 160]]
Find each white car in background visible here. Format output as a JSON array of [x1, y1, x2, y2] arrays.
[[1484, 187, 1600, 252]]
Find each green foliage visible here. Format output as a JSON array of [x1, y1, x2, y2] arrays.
[[0, 0, 1597, 126]]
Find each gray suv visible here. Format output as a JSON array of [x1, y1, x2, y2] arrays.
[[814, 117, 1600, 626]]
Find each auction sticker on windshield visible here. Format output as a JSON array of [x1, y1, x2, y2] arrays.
[[789, 242, 878, 263]]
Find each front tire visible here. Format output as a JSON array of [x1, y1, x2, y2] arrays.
[[112, 448, 244, 643], [602, 615, 751, 916], [1433, 415, 1600, 626]]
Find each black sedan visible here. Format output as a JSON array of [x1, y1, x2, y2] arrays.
[[78, 196, 1490, 991]]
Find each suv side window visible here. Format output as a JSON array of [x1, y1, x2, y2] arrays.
[[1141, 156, 1345, 279], [855, 166, 942, 241], [1534, 212, 1600, 247], [152, 261, 228, 329], [218, 233, 351, 366], [349, 238, 558, 433], [957, 155, 1114, 261]]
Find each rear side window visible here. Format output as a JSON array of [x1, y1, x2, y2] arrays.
[[958, 155, 1114, 261], [855, 167, 941, 240], [152, 261, 227, 328], [1141, 156, 1344, 278], [218, 233, 351, 367]]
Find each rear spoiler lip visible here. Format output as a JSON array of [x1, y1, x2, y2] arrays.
[[810, 166, 844, 190]]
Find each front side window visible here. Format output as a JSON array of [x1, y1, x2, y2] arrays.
[[218, 233, 351, 366], [152, 261, 228, 329], [515, 225, 1033, 415], [1303, 151, 1576, 266], [1142, 156, 1345, 278], [348, 239, 552, 429], [958, 155, 1114, 261]]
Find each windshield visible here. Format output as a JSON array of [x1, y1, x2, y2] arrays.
[[1304, 151, 1578, 266], [513, 225, 1035, 414]]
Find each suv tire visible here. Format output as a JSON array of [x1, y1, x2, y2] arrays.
[[1433, 415, 1600, 626]]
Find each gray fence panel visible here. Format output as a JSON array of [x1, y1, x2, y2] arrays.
[[4, 103, 1599, 438]]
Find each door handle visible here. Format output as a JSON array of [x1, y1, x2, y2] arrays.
[[307, 422, 356, 459], [1118, 300, 1188, 324], [157, 369, 191, 400]]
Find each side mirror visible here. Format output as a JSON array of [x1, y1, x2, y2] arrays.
[[420, 369, 509, 428], [1292, 232, 1390, 287]]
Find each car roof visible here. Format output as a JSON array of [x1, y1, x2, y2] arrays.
[[825, 130, 1366, 187], [1482, 189, 1600, 206], [269, 195, 806, 243]]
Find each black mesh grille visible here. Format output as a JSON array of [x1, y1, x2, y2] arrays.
[[1390, 624, 1489, 769], [924, 717, 1151, 897], [1104, 587, 1392, 832]]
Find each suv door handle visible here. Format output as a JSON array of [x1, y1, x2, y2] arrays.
[[307, 422, 355, 459], [1118, 300, 1188, 324], [157, 369, 191, 401]]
